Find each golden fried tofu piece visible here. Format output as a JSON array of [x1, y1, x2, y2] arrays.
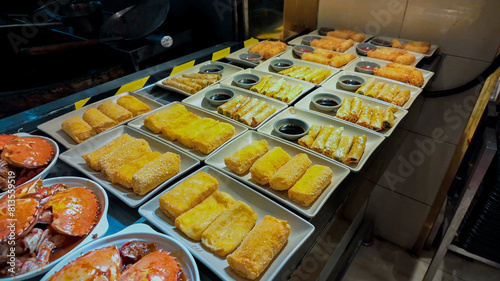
[[132, 152, 181, 195], [97, 100, 133, 123], [250, 147, 291, 185], [62, 116, 97, 144], [98, 139, 151, 182], [116, 95, 151, 117], [288, 165, 333, 207], [82, 134, 136, 171], [269, 153, 312, 191], [227, 215, 291, 280], [201, 201, 257, 256], [176, 118, 218, 148], [175, 191, 235, 241], [82, 108, 117, 134], [192, 122, 235, 154], [161, 112, 201, 141], [159, 171, 218, 219], [144, 104, 188, 134], [224, 140, 269, 175], [114, 151, 162, 188]]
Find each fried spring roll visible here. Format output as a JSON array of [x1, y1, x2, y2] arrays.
[[227, 215, 291, 280], [310, 125, 334, 153], [370, 106, 384, 131], [282, 85, 303, 103], [175, 191, 236, 241], [132, 152, 181, 195], [82, 134, 135, 171], [250, 75, 272, 93], [322, 126, 344, 157], [250, 147, 291, 185], [373, 67, 410, 84], [278, 65, 301, 75], [264, 78, 285, 98], [365, 82, 385, 98], [182, 73, 220, 83], [240, 101, 266, 126], [98, 139, 152, 182], [176, 118, 219, 148], [403, 44, 430, 54], [409, 70, 424, 87], [62, 116, 97, 144], [161, 112, 201, 141], [233, 98, 260, 121], [298, 124, 323, 148], [192, 122, 235, 154], [225, 140, 269, 175], [275, 83, 291, 101], [301, 53, 330, 65], [330, 53, 357, 68], [382, 106, 398, 129], [375, 84, 392, 99], [356, 106, 372, 128], [116, 96, 151, 117], [170, 77, 202, 91], [314, 48, 336, 59], [345, 135, 367, 164], [97, 101, 133, 123], [391, 39, 404, 49], [349, 97, 363, 122], [332, 136, 354, 163], [288, 165, 333, 207], [392, 89, 411, 106], [114, 151, 162, 188], [355, 77, 376, 95], [251, 105, 276, 127], [394, 53, 416, 65], [159, 171, 218, 219], [336, 98, 352, 121], [380, 84, 400, 102], [162, 79, 196, 94], [269, 153, 312, 191], [144, 104, 188, 134], [218, 95, 251, 118], [82, 108, 117, 134]]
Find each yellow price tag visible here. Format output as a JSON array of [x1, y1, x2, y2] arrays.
[[170, 60, 196, 76], [74, 97, 91, 110], [244, 37, 259, 48], [212, 47, 230, 61], [115, 76, 150, 95]]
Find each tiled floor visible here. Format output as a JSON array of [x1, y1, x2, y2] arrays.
[[343, 238, 500, 281]]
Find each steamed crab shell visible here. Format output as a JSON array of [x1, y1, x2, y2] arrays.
[[0, 197, 42, 243], [0, 134, 17, 151], [117, 250, 182, 281], [1, 137, 54, 169], [45, 187, 100, 236], [46, 246, 122, 281]]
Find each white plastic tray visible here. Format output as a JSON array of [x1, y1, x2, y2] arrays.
[[294, 87, 408, 137], [343, 56, 434, 88], [0, 177, 109, 281], [254, 57, 341, 86], [307, 29, 375, 42], [127, 102, 248, 161], [367, 36, 439, 57], [40, 223, 199, 281], [37, 92, 163, 149], [225, 44, 292, 68], [182, 84, 288, 130], [59, 125, 200, 208], [257, 107, 385, 172], [205, 131, 350, 217], [155, 61, 243, 96], [138, 165, 315, 280], [322, 70, 422, 109], [219, 69, 316, 105]]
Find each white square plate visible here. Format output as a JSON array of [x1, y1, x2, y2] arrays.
[[127, 102, 248, 161], [322, 70, 422, 109], [225, 44, 292, 68], [367, 36, 439, 57], [58, 125, 200, 208], [138, 165, 315, 281], [182, 84, 288, 130], [205, 130, 350, 217], [257, 107, 385, 172], [295, 87, 408, 137], [37, 92, 163, 149]]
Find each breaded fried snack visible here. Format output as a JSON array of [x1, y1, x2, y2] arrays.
[[132, 152, 181, 195], [144, 104, 188, 133], [114, 151, 162, 188], [175, 191, 236, 241], [288, 165, 333, 207], [298, 124, 322, 148], [201, 201, 257, 256], [250, 147, 291, 185], [82, 134, 135, 171], [224, 140, 269, 175], [159, 171, 218, 218], [192, 122, 235, 154], [98, 139, 151, 182], [116, 95, 151, 117], [62, 116, 97, 144], [176, 118, 218, 148], [345, 135, 367, 164], [269, 153, 312, 191], [97, 100, 133, 123], [161, 112, 201, 141], [227, 215, 291, 280], [82, 108, 117, 134]]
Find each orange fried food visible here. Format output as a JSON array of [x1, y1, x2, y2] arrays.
[[46, 187, 100, 236], [46, 246, 122, 281], [327, 29, 365, 42], [403, 41, 431, 54], [248, 40, 287, 60], [373, 67, 410, 83], [391, 39, 404, 49], [301, 53, 330, 65], [409, 70, 424, 87], [394, 53, 416, 65], [1, 137, 54, 168], [367, 48, 416, 65], [117, 250, 182, 281]]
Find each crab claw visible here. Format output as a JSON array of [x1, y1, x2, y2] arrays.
[[117, 250, 183, 281], [45, 187, 100, 236]]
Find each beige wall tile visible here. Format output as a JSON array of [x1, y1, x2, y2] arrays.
[[401, 0, 500, 62], [366, 185, 431, 249], [318, 0, 408, 37]]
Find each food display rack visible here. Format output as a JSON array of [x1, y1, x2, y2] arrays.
[[1, 40, 440, 281]]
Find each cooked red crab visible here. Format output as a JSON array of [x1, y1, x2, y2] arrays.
[[0, 135, 17, 151], [1, 137, 54, 169], [117, 250, 183, 281], [0, 197, 42, 243]]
